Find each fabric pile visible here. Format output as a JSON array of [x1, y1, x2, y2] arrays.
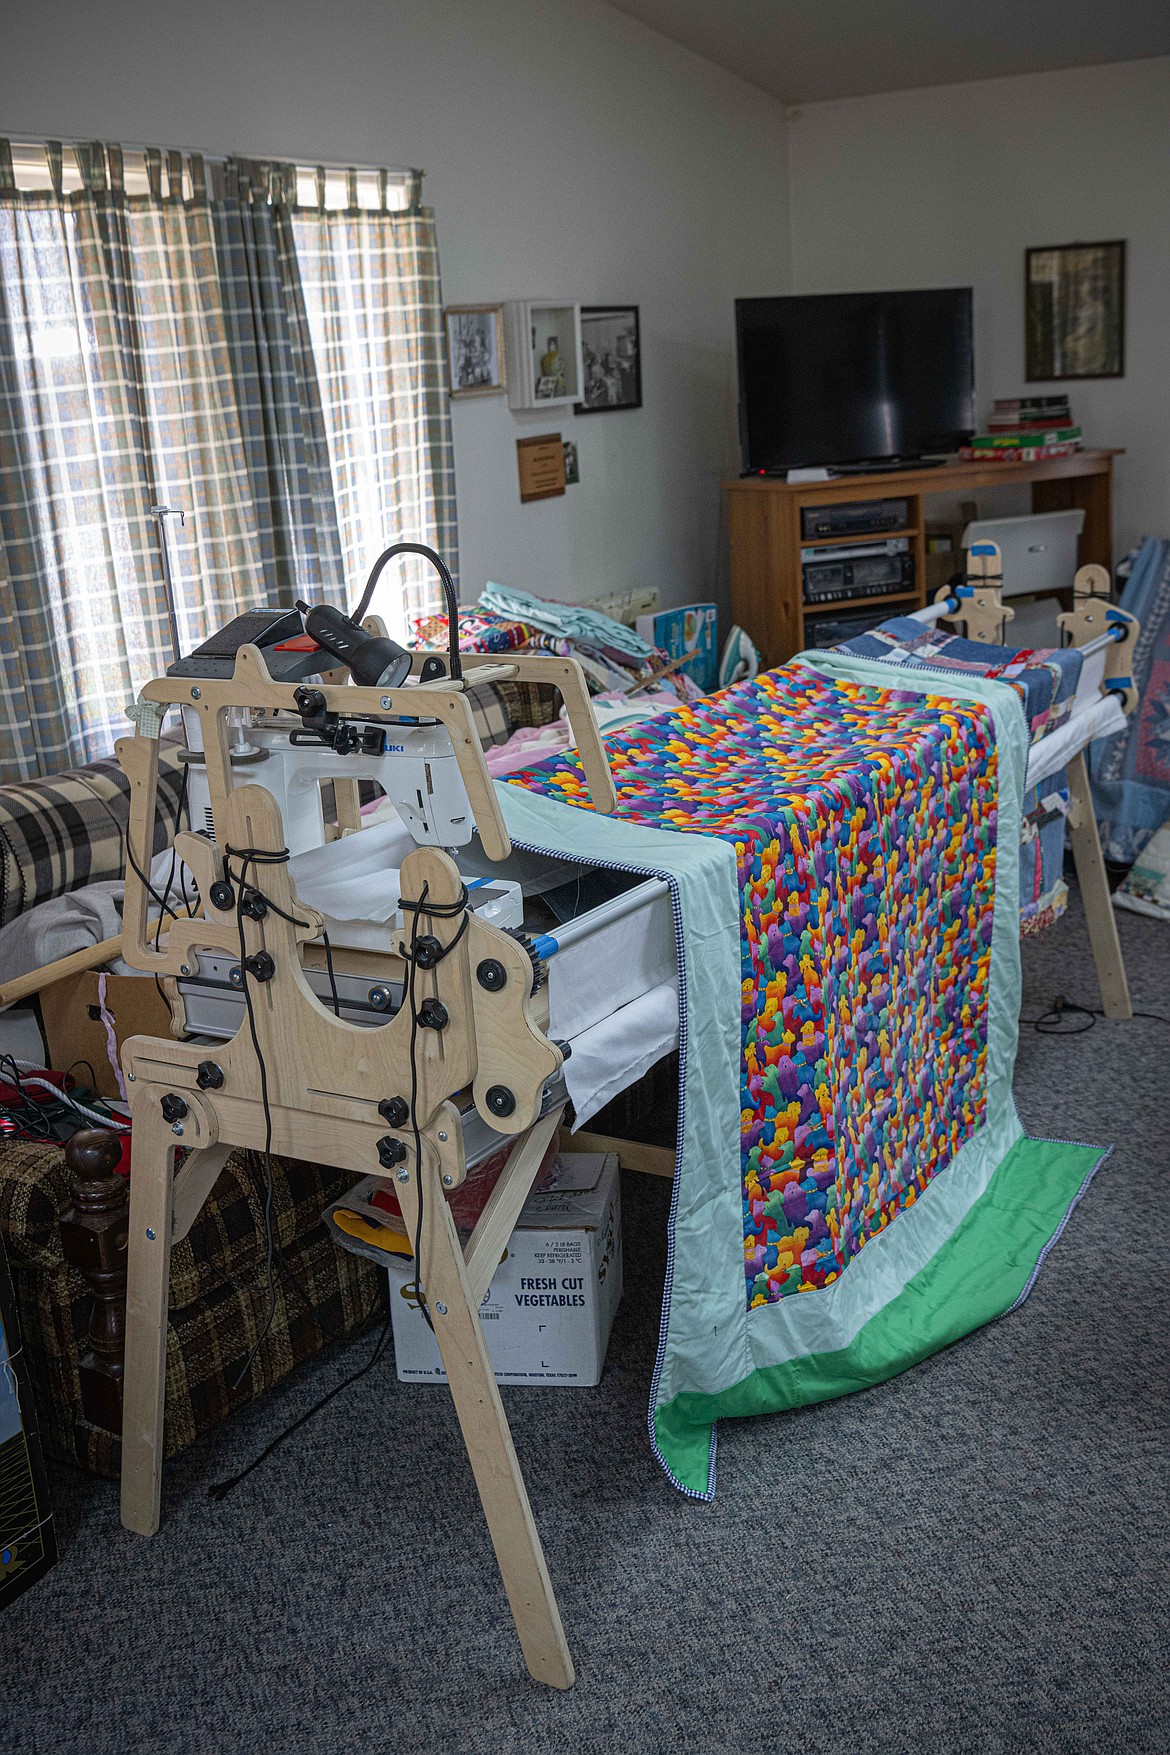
[[410, 582, 704, 772]]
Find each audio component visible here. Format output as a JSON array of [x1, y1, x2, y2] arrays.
[[800, 499, 910, 540], [802, 537, 914, 606]]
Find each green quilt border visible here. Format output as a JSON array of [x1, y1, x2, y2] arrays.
[[653, 1134, 1107, 1495]]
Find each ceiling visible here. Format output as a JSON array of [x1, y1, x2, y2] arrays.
[[607, 0, 1170, 104]]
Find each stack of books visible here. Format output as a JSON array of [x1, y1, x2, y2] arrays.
[[958, 397, 1082, 463]]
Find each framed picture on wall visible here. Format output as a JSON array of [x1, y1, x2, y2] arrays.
[[1025, 241, 1125, 380], [445, 304, 507, 398], [575, 306, 641, 412]]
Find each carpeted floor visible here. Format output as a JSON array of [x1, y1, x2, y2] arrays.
[[2, 882, 1167, 1755]]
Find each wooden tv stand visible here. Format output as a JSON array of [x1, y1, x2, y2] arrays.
[[721, 448, 1122, 669]]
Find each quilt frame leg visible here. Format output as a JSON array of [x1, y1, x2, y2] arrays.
[[120, 1105, 178, 1536], [1066, 749, 1132, 1020], [401, 1148, 575, 1690]]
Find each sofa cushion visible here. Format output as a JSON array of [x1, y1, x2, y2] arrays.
[[0, 744, 185, 928]]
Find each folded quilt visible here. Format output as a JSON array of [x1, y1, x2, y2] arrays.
[[502, 652, 1106, 1496], [834, 615, 1082, 742]]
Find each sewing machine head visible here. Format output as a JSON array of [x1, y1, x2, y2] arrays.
[[172, 614, 482, 856], [123, 544, 616, 901]]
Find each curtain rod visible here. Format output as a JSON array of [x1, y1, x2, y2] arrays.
[[4, 134, 423, 179]]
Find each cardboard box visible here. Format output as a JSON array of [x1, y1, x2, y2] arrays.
[[386, 1153, 622, 1386], [925, 502, 978, 598], [39, 972, 172, 1097], [636, 603, 718, 691]]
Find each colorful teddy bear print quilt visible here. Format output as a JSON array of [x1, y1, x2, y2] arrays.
[[500, 651, 1108, 1496]]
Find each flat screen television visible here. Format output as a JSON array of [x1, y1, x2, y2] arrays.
[[735, 288, 975, 473]]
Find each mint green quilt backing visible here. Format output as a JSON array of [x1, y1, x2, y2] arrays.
[[499, 651, 1106, 1497]]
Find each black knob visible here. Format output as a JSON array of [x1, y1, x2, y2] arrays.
[[412, 934, 444, 970], [378, 1096, 410, 1129], [417, 997, 448, 1030], [486, 1085, 516, 1118], [377, 1136, 408, 1169], [209, 880, 234, 912], [294, 686, 326, 717], [160, 1093, 188, 1123], [419, 654, 447, 682], [554, 1039, 573, 1061], [240, 888, 268, 920], [196, 1061, 224, 1091], [476, 958, 507, 992], [243, 951, 275, 982]]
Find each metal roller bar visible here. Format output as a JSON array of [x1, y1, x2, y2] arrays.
[[529, 878, 670, 960]]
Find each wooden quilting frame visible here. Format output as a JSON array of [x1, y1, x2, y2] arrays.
[[113, 642, 621, 1689]]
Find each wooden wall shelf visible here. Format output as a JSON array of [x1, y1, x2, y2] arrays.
[[722, 449, 1122, 669]]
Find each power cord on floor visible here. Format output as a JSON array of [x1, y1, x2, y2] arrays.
[[206, 1306, 392, 1503], [1024, 994, 1170, 1035]]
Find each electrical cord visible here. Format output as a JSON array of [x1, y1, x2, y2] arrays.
[[218, 843, 345, 1385], [405, 882, 431, 1331], [349, 541, 462, 682], [1024, 994, 1170, 1035], [0, 1056, 129, 1139], [224, 846, 281, 1390], [206, 1304, 392, 1504], [396, 879, 471, 1334], [152, 761, 191, 954]]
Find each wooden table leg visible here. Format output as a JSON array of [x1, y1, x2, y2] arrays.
[[403, 1152, 575, 1689], [120, 1105, 178, 1536], [1066, 749, 1132, 1020]]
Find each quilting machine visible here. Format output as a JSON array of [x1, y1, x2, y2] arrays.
[[113, 546, 676, 1690]]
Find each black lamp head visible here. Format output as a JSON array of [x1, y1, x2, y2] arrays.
[[297, 600, 413, 690]]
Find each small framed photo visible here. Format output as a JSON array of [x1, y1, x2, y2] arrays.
[[563, 439, 579, 484], [1025, 242, 1125, 381], [576, 305, 641, 412], [445, 304, 506, 398]]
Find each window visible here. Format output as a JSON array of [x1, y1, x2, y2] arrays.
[[0, 139, 456, 779]]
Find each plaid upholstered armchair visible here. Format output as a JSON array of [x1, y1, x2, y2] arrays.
[[0, 742, 386, 1476], [0, 678, 559, 1477]]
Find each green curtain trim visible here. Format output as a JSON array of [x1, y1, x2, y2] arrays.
[[653, 1134, 1106, 1495]]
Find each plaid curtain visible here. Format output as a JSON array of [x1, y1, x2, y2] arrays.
[[0, 141, 169, 777], [287, 168, 457, 636], [0, 141, 454, 780], [0, 142, 278, 776], [212, 159, 344, 603]]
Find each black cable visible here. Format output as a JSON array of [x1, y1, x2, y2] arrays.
[[348, 541, 462, 682], [321, 929, 341, 1018], [405, 880, 433, 1332], [1024, 994, 1170, 1035], [226, 847, 279, 1390], [152, 761, 191, 953], [206, 1305, 392, 1503], [218, 843, 347, 1384], [396, 875, 473, 1334]]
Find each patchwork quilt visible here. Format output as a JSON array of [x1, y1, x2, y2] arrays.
[[834, 616, 1082, 743], [833, 616, 1083, 932], [499, 651, 1106, 1496]]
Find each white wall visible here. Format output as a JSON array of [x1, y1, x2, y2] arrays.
[[786, 56, 1170, 562], [1, 0, 790, 615]]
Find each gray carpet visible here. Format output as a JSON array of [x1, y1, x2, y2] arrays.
[[2, 881, 1167, 1755]]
